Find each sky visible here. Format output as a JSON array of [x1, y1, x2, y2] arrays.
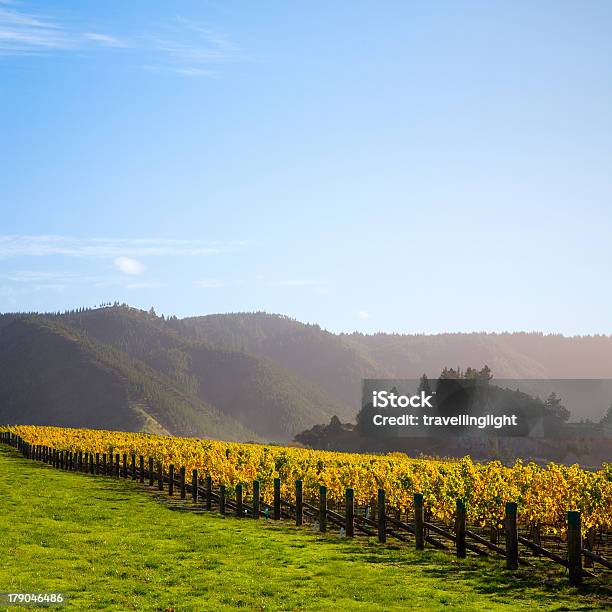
[[1, 0, 611, 334]]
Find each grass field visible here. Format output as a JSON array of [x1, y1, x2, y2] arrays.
[[0, 446, 609, 611]]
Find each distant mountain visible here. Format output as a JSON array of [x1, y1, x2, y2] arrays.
[[0, 316, 256, 440], [179, 313, 386, 407], [56, 307, 353, 440], [2, 306, 612, 440], [179, 314, 612, 423], [343, 332, 612, 380]]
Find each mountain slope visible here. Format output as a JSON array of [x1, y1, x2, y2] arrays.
[[59, 307, 352, 440], [343, 331, 612, 379], [178, 312, 387, 407], [0, 317, 258, 441]]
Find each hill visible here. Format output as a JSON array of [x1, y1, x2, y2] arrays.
[[55, 307, 353, 440], [179, 312, 386, 407], [179, 314, 612, 422], [0, 317, 255, 440], [2, 306, 612, 440]]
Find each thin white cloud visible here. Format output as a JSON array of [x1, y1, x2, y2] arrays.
[[83, 32, 128, 48], [0, 4, 72, 54], [356, 310, 371, 320], [146, 17, 245, 77], [113, 256, 146, 276], [0, 270, 77, 283], [0, 235, 247, 258], [0, 6, 246, 78]]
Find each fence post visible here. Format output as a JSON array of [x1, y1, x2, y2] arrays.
[[253, 480, 260, 519], [180, 467, 186, 499], [192, 469, 198, 503], [456, 499, 466, 558], [122, 454, 128, 478], [319, 485, 327, 533], [377, 489, 386, 543], [505, 502, 518, 570], [205, 475, 212, 510], [236, 484, 243, 517], [273, 478, 281, 520], [102, 453, 107, 475], [139, 456, 145, 483], [89, 453, 94, 474], [219, 485, 226, 515], [414, 493, 425, 550], [115, 454, 120, 478], [157, 462, 163, 490], [168, 464, 175, 496], [568, 511, 582, 586], [95, 452, 100, 475], [131, 454, 137, 480], [345, 488, 354, 537], [295, 480, 303, 526], [148, 458, 154, 486]]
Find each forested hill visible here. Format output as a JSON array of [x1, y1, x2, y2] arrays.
[[0, 316, 256, 441], [179, 312, 612, 422], [0, 307, 352, 441], [1, 306, 612, 440]]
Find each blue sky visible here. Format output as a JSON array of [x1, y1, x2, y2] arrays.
[[1, 0, 611, 334]]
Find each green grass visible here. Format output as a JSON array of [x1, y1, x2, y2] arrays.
[[0, 446, 609, 611]]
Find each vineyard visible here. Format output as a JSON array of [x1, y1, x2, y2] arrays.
[[3, 425, 612, 589]]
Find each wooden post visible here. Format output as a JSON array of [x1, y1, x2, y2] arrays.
[[319, 485, 327, 533], [295, 480, 303, 526], [377, 489, 386, 543], [122, 454, 128, 478], [252, 480, 260, 519], [414, 493, 425, 550], [89, 453, 94, 474], [456, 499, 466, 558], [78, 451, 83, 471], [568, 511, 582, 586], [148, 458, 154, 487], [219, 485, 226, 515], [102, 453, 107, 475], [345, 488, 354, 537], [139, 456, 145, 483], [157, 462, 163, 490], [236, 484, 243, 517], [95, 452, 100, 475], [131, 454, 137, 480], [192, 469, 198, 503], [83, 452, 88, 470], [115, 454, 120, 478], [168, 464, 175, 496], [504, 502, 518, 570], [205, 475, 212, 510], [180, 466, 186, 499], [273, 478, 281, 520]]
